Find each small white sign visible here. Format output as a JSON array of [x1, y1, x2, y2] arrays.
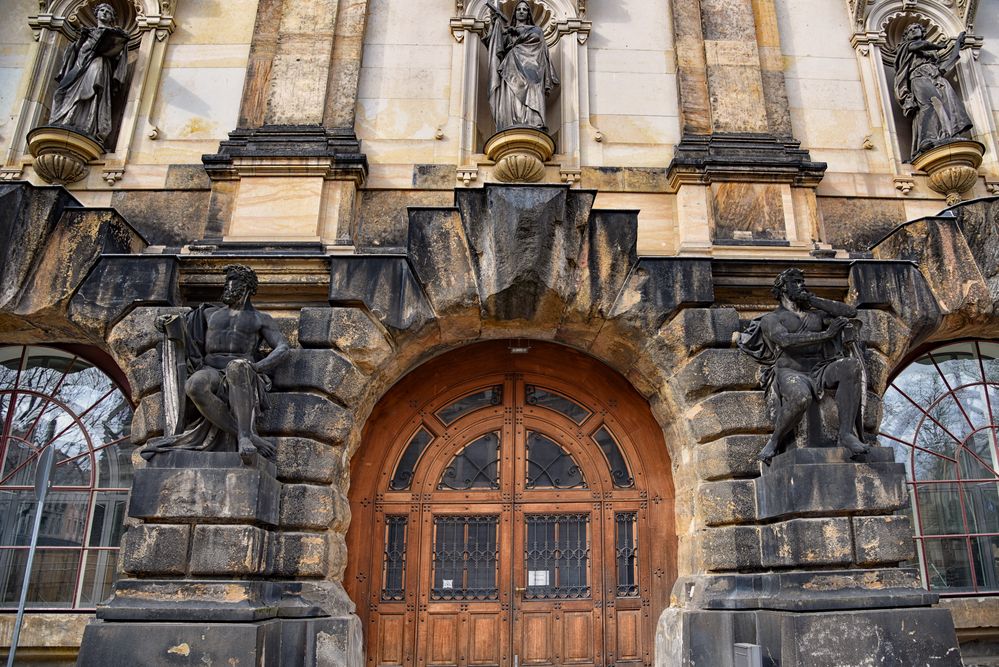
[[442, 579, 453, 589], [528, 570, 550, 586]]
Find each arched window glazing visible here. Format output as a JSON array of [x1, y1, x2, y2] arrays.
[[0, 345, 134, 609], [880, 341, 999, 594]]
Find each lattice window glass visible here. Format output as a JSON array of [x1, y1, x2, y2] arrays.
[[435, 385, 502, 426], [0, 345, 133, 610], [390, 427, 433, 490], [525, 385, 591, 424], [381, 516, 408, 601], [615, 512, 639, 597], [524, 513, 590, 599], [526, 431, 586, 489], [431, 516, 498, 600], [880, 341, 999, 594], [438, 432, 500, 490], [592, 426, 634, 488]]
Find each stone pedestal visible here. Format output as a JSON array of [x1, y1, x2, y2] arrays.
[[26, 126, 103, 185], [77, 451, 362, 667], [912, 139, 986, 206], [484, 128, 555, 183], [657, 446, 962, 666]]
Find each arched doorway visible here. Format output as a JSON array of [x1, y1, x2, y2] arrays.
[[347, 341, 675, 667]]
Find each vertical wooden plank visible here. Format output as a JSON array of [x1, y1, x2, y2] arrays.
[[468, 612, 502, 665], [521, 612, 554, 665], [616, 609, 642, 662], [562, 611, 594, 663], [377, 614, 407, 666], [428, 613, 461, 666]]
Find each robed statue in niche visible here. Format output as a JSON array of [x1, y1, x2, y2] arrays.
[[483, 0, 559, 133], [893, 23, 973, 158], [738, 269, 870, 466], [48, 3, 129, 147], [141, 265, 290, 465]]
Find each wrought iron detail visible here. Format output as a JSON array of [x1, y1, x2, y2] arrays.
[[381, 515, 408, 601], [524, 513, 590, 599], [431, 516, 499, 601], [524, 385, 592, 424], [438, 432, 500, 490], [390, 427, 433, 490], [615, 512, 639, 597], [526, 431, 587, 489], [592, 426, 635, 488], [435, 385, 503, 426]]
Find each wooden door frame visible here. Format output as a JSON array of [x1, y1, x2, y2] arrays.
[[347, 341, 676, 666]]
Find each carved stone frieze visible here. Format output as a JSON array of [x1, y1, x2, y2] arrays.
[[847, 0, 981, 36]]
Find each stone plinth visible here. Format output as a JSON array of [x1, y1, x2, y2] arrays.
[[26, 126, 103, 185], [912, 140, 986, 205], [484, 128, 555, 183], [77, 451, 362, 666]]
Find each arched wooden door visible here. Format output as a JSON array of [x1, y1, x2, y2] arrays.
[[348, 342, 675, 667]]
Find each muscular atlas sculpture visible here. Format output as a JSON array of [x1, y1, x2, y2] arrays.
[[739, 268, 870, 466], [483, 0, 558, 133], [48, 3, 129, 147], [141, 265, 289, 464]]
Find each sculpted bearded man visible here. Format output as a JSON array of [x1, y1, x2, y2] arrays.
[[141, 265, 289, 464], [738, 268, 870, 465]]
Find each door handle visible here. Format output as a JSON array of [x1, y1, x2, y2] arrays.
[[515, 586, 526, 593]]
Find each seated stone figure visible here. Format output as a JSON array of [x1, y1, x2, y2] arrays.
[[738, 268, 870, 465], [141, 265, 289, 463]]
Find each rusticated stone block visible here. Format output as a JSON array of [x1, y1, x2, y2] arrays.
[[260, 392, 352, 445], [276, 437, 339, 484], [698, 479, 757, 526], [329, 532, 348, 580], [271, 532, 329, 577], [695, 434, 767, 481], [270, 348, 367, 406], [686, 391, 768, 443], [190, 525, 268, 576], [853, 515, 916, 565], [298, 307, 394, 373], [762, 518, 853, 568], [129, 392, 163, 446], [700, 525, 761, 571], [128, 455, 280, 527], [671, 348, 758, 402], [280, 484, 335, 530], [121, 524, 190, 576], [127, 346, 163, 402]]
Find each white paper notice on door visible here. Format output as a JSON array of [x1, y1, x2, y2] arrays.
[[528, 570, 550, 586], [442, 579, 453, 589]]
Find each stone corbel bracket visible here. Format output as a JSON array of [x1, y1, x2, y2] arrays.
[[553, 18, 592, 44]]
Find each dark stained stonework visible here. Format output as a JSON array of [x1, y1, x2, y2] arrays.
[[666, 133, 827, 189]]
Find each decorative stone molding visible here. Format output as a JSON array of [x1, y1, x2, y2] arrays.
[[666, 134, 827, 191], [912, 139, 985, 205], [893, 175, 915, 195], [847, 0, 980, 32]]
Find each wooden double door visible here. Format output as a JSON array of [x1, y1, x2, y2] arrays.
[[348, 343, 675, 667]]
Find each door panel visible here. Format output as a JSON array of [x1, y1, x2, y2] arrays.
[[350, 344, 675, 667]]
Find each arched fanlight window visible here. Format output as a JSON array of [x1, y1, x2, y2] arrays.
[[880, 341, 999, 594], [0, 345, 134, 609]]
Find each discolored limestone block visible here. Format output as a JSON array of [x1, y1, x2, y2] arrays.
[[761, 518, 853, 568], [756, 447, 908, 520], [328, 256, 433, 335], [261, 392, 352, 445], [686, 391, 768, 443], [271, 532, 329, 578], [276, 437, 340, 484], [848, 261, 941, 345], [698, 479, 757, 526], [671, 348, 759, 403], [700, 525, 761, 571], [121, 524, 191, 576], [280, 484, 336, 530], [128, 451, 280, 526], [189, 525, 269, 576], [129, 392, 164, 445], [853, 515, 917, 566], [270, 348, 367, 406], [695, 434, 768, 481], [298, 306, 394, 374]]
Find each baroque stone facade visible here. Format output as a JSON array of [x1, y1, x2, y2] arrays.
[[0, 0, 998, 666]]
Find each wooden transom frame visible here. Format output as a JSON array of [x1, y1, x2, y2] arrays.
[[347, 341, 676, 667]]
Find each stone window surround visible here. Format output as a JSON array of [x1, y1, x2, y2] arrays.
[[449, 0, 591, 185], [848, 0, 998, 185], [0, 0, 177, 186]]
